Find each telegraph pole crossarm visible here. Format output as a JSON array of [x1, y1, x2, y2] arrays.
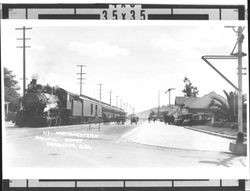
[[77, 65, 86, 96], [17, 38, 31, 40], [16, 27, 32, 30]]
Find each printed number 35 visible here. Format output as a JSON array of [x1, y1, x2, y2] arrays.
[[102, 10, 146, 20]]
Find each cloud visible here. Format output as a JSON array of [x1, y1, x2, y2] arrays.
[[68, 41, 129, 59], [150, 34, 208, 53], [149, 27, 235, 55], [150, 35, 176, 51]]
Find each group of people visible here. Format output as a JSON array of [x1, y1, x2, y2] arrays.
[[163, 114, 175, 125], [148, 116, 157, 123], [131, 116, 139, 124], [148, 113, 175, 125], [115, 116, 126, 124], [101, 113, 126, 124]]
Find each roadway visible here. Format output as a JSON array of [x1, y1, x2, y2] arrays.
[[3, 121, 248, 178]]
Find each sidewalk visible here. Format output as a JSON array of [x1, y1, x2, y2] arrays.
[[120, 121, 234, 152]]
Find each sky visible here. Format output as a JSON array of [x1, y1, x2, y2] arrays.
[[1, 20, 249, 113]]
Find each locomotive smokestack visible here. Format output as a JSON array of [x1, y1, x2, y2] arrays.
[[31, 79, 37, 85]]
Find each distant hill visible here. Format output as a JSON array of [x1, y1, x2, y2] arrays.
[[136, 105, 178, 119]]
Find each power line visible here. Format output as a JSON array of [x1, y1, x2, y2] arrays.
[[165, 88, 175, 113], [16, 26, 32, 96], [76, 65, 86, 96]]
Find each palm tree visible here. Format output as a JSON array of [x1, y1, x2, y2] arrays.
[[209, 90, 237, 122], [182, 77, 199, 97]]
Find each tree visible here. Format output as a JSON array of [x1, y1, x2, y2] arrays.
[[182, 77, 199, 97], [4, 67, 20, 99], [209, 90, 246, 123], [4, 67, 21, 112]]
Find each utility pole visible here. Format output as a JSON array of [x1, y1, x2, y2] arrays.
[[225, 26, 246, 139], [98, 83, 103, 101], [201, 26, 246, 155], [236, 26, 245, 136], [16, 26, 32, 95], [234, 91, 237, 116], [109, 89, 112, 105], [77, 65, 86, 96], [165, 88, 175, 113]]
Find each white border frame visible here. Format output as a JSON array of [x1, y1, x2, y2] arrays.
[[1, 19, 249, 179]]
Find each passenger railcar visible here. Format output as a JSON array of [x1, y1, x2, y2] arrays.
[[15, 79, 126, 127]]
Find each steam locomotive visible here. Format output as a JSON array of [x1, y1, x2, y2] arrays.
[[15, 79, 126, 127]]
